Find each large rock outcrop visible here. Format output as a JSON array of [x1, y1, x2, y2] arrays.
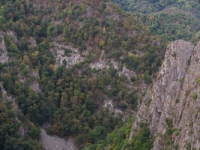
[[132, 40, 200, 150]]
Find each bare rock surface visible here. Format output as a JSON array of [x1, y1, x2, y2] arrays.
[[30, 80, 41, 92], [28, 37, 37, 47], [131, 40, 200, 150], [119, 65, 137, 81], [90, 50, 110, 69], [0, 31, 18, 63], [85, 6, 93, 18], [40, 128, 78, 150], [51, 42, 84, 68], [0, 34, 8, 63], [90, 51, 137, 80], [30, 70, 41, 92], [6, 31, 18, 43], [103, 99, 122, 115], [0, 83, 15, 103]]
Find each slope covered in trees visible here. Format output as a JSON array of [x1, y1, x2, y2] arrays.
[[112, 0, 200, 42], [0, 0, 166, 149]]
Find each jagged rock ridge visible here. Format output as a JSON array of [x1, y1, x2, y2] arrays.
[[132, 40, 200, 150]]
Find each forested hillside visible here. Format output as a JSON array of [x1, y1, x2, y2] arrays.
[[0, 0, 166, 149], [112, 0, 200, 42]]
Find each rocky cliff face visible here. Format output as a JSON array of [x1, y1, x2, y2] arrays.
[[132, 40, 200, 150]]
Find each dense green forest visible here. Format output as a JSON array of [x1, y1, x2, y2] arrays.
[[0, 0, 166, 149], [112, 0, 200, 42]]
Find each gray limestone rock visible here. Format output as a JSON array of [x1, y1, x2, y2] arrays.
[[39, 128, 78, 150], [0, 34, 8, 63], [6, 31, 18, 43], [131, 40, 200, 150], [85, 6, 93, 18], [51, 42, 84, 68], [28, 37, 37, 47]]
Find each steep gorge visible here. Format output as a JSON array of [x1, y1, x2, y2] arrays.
[[0, 0, 165, 149], [2, 0, 200, 149]]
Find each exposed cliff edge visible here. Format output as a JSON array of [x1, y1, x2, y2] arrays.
[[131, 40, 200, 150]]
